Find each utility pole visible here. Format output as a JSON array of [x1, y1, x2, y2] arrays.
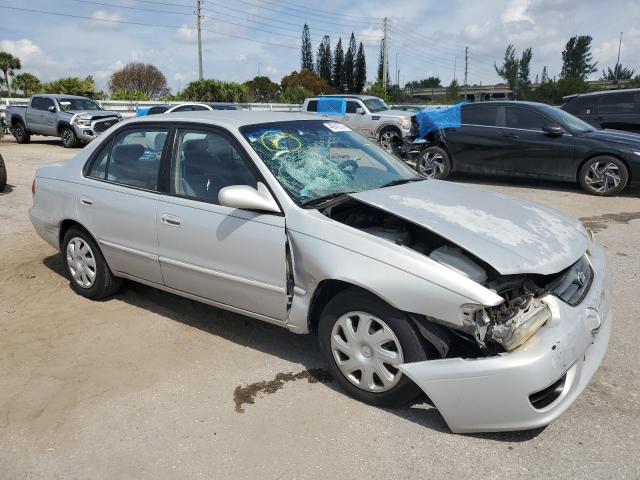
[[395, 52, 399, 86], [463, 46, 468, 101], [196, 0, 204, 80], [453, 57, 458, 81], [614, 31, 623, 85], [382, 17, 389, 93]]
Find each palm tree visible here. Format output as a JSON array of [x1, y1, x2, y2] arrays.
[[0, 51, 21, 96]]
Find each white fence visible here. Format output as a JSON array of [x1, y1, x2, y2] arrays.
[[1, 98, 302, 118]]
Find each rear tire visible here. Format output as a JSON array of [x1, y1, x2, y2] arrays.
[[318, 287, 429, 408], [62, 227, 122, 300], [0, 154, 6, 192], [61, 126, 78, 148], [415, 146, 451, 179], [578, 155, 628, 196], [13, 122, 30, 144]]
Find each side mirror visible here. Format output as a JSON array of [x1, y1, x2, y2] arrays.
[[543, 124, 563, 135], [218, 182, 280, 213], [48, 106, 56, 112], [355, 107, 365, 115]]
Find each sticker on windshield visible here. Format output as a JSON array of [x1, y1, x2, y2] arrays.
[[323, 122, 351, 133]]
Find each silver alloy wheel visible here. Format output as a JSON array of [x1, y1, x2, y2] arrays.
[[15, 124, 24, 141], [62, 128, 72, 145], [330, 311, 404, 392], [66, 237, 97, 288], [379, 130, 399, 152], [418, 151, 445, 178], [584, 161, 621, 193]]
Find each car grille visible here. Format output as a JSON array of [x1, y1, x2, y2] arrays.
[[93, 118, 119, 134], [551, 255, 593, 307]]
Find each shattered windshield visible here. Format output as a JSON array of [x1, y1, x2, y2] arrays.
[[241, 120, 420, 206], [57, 98, 102, 111]]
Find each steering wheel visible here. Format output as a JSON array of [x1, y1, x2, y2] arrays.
[[338, 159, 359, 175]]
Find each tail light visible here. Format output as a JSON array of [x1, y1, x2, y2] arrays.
[[32, 179, 35, 195]]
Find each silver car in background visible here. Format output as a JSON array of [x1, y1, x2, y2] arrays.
[[29, 111, 611, 433]]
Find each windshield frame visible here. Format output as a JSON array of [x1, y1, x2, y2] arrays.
[[363, 98, 390, 113], [239, 119, 421, 208], [56, 98, 103, 112]]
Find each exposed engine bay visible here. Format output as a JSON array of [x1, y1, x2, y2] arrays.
[[322, 199, 593, 354]]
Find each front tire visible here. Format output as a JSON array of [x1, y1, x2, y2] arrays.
[[60, 126, 79, 148], [0, 154, 6, 192], [416, 146, 451, 179], [318, 287, 429, 408], [13, 122, 30, 144], [578, 155, 628, 196], [62, 227, 122, 300], [378, 127, 402, 155]]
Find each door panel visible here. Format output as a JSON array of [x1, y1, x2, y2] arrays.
[[40, 98, 58, 136], [341, 100, 371, 137]]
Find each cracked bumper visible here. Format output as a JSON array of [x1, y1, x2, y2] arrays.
[[398, 243, 612, 433]]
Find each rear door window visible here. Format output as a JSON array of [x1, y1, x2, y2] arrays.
[[505, 107, 551, 131], [306, 100, 318, 112], [461, 105, 498, 126], [598, 93, 635, 114]]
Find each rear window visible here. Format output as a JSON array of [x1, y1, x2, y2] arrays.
[[598, 93, 636, 114], [462, 105, 498, 127], [563, 96, 596, 115]]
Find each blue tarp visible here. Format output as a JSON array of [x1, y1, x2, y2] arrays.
[[317, 97, 346, 115], [415, 103, 465, 138], [136, 107, 151, 117]]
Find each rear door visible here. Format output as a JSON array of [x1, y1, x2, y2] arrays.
[[502, 105, 575, 179], [596, 92, 640, 133], [446, 104, 511, 173], [156, 126, 288, 321], [26, 97, 45, 132], [79, 125, 170, 284]]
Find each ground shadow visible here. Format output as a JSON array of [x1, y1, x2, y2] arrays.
[[0, 183, 15, 195], [43, 252, 542, 440]]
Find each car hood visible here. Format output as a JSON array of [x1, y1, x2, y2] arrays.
[[577, 129, 640, 147], [67, 110, 120, 119], [375, 109, 414, 119], [349, 181, 589, 275]]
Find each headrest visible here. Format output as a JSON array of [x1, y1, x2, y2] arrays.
[[183, 139, 208, 153], [112, 144, 144, 164]]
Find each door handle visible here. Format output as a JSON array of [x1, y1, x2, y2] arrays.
[[80, 196, 93, 206], [161, 214, 182, 227]]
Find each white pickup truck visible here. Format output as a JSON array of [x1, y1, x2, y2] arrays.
[[6, 94, 121, 148]]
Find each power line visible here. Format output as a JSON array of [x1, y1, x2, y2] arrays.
[[239, 0, 377, 26], [268, 0, 378, 21]]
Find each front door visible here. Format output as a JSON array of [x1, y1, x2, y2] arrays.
[[342, 100, 372, 137], [79, 126, 170, 284], [156, 127, 288, 322], [502, 106, 575, 179]]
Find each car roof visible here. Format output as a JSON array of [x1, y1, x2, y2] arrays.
[[568, 88, 640, 98], [124, 110, 316, 128], [34, 94, 90, 99], [313, 95, 381, 101]]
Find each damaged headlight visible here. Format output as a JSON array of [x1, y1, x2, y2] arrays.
[[73, 116, 92, 127], [487, 296, 551, 351]]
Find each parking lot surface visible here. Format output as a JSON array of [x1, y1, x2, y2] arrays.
[[1, 137, 639, 479]]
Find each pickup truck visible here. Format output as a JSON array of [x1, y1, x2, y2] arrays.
[[301, 94, 418, 153], [6, 94, 122, 148]]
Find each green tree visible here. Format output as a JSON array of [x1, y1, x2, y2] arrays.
[[0, 51, 21, 96], [110, 90, 149, 100], [281, 85, 314, 104], [108, 62, 169, 99], [518, 47, 533, 99], [376, 39, 390, 86], [354, 42, 367, 93], [561, 35, 598, 80], [281, 69, 335, 95], [407, 76, 441, 89], [447, 78, 460, 101], [243, 76, 280, 102], [44, 76, 99, 98], [601, 64, 636, 81], [13, 72, 41, 96], [180, 79, 249, 102], [301, 23, 314, 71], [495, 44, 519, 92], [342, 33, 357, 93], [332, 38, 344, 91], [316, 35, 332, 83], [541, 66, 549, 83], [367, 81, 389, 102]]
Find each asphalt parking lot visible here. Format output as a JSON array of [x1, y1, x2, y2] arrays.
[[1, 136, 639, 479]]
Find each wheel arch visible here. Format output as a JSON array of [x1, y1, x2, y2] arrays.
[[375, 123, 402, 139], [58, 219, 96, 250], [57, 121, 73, 136], [576, 152, 632, 184], [10, 115, 26, 127]]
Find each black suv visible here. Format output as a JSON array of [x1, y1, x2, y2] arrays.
[[415, 101, 640, 196], [561, 88, 640, 134]]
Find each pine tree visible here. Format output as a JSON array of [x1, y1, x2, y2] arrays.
[[561, 35, 598, 80], [301, 23, 314, 71], [376, 39, 390, 86], [518, 47, 533, 99], [354, 42, 367, 93], [332, 38, 344, 92], [343, 33, 356, 93], [541, 66, 549, 83], [316, 35, 332, 82]]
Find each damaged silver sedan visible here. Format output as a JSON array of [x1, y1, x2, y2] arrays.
[[29, 112, 611, 433]]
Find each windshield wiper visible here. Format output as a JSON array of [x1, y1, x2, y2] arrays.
[[380, 178, 424, 189], [302, 191, 355, 207]]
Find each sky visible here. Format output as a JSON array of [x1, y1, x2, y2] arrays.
[[0, 0, 639, 94]]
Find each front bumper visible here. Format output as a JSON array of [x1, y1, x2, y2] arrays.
[[73, 117, 121, 142], [398, 243, 612, 433]]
